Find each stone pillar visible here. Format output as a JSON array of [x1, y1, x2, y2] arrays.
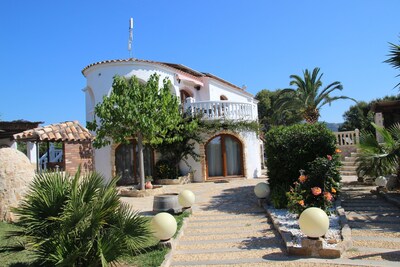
[[374, 112, 384, 142], [27, 142, 37, 163], [10, 141, 17, 149]]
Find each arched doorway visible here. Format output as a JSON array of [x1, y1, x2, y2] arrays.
[[206, 134, 243, 178], [115, 141, 154, 185]]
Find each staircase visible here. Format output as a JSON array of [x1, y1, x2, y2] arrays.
[[340, 151, 359, 176]]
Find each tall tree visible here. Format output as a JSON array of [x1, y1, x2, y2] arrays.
[[384, 39, 400, 88], [87, 74, 182, 190], [255, 89, 302, 131], [276, 67, 354, 124]]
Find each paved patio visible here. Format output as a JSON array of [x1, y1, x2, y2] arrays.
[[120, 176, 400, 266]]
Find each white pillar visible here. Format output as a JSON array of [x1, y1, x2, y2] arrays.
[[374, 112, 384, 143], [27, 141, 37, 163], [10, 140, 17, 149]]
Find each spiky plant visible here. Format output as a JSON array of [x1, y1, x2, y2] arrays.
[[356, 123, 400, 182], [276, 67, 354, 124], [12, 170, 152, 266]]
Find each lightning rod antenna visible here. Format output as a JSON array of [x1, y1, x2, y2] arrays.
[[128, 18, 134, 58]]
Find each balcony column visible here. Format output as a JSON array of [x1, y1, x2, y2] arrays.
[[27, 141, 37, 163], [374, 112, 384, 142]]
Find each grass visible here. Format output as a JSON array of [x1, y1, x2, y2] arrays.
[[0, 211, 191, 267]]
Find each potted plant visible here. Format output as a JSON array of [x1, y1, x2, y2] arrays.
[[145, 176, 153, 189]]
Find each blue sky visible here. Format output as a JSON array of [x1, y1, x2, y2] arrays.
[[1, 0, 399, 125]]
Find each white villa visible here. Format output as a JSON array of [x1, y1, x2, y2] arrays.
[[82, 58, 262, 183]]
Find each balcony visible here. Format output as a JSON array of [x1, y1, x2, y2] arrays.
[[184, 100, 258, 121]]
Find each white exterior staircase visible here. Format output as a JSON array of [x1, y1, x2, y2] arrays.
[[340, 151, 359, 176]]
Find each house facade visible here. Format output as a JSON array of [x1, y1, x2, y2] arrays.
[[82, 58, 262, 182]]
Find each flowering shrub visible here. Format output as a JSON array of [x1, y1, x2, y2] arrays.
[[286, 153, 341, 215]]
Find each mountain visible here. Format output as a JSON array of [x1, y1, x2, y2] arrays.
[[323, 122, 342, 132]]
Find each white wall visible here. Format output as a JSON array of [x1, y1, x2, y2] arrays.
[[239, 131, 262, 178]]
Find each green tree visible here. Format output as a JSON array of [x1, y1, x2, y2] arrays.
[[338, 101, 374, 132], [255, 89, 302, 131], [87, 74, 182, 190], [384, 38, 400, 88], [12, 171, 151, 266], [276, 67, 354, 124], [339, 95, 400, 132]]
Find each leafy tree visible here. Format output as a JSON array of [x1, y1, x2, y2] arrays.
[[87, 74, 182, 190], [255, 89, 302, 131], [384, 38, 400, 88], [276, 67, 354, 124], [339, 95, 400, 132], [12, 171, 152, 266], [338, 101, 374, 132]]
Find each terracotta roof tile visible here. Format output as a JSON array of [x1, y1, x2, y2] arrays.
[[13, 121, 92, 142]]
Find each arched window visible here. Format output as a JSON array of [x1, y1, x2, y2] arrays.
[[206, 134, 243, 178], [220, 95, 228, 100], [115, 141, 154, 185]]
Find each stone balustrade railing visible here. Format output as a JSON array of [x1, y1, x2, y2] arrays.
[[184, 100, 257, 121], [333, 129, 360, 146]]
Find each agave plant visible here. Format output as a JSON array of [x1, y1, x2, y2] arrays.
[[12, 170, 152, 266], [356, 122, 400, 182]]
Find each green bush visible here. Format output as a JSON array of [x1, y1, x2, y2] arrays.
[[12, 171, 152, 266], [265, 123, 337, 208], [154, 159, 179, 180]]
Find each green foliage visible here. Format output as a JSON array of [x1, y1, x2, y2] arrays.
[[154, 115, 201, 172], [12, 170, 152, 266], [154, 159, 179, 180], [198, 119, 260, 135], [255, 89, 302, 131], [87, 73, 183, 190], [275, 67, 354, 123], [265, 123, 337, 208], [384, 39, 400, 89], [286, 156, 341, 215], [339, 95, 400, 132], [356, 122, 400, 179]]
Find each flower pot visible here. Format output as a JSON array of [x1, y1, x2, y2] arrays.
[[145, 181, 153, 189]]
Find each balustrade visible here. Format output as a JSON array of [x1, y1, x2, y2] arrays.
[[333, 129, 360, 146], [184, 100, 257, 121]]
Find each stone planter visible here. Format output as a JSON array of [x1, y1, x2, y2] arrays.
[[153, 193, 181, 214]]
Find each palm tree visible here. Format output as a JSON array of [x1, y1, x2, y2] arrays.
[[276, 67, 354, 123], [356, 123, 400, 183], [384, 40, 400, 88], [12, 170, 152, 266]]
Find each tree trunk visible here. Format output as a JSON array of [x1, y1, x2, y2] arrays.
[[138, 133, 145, 190]]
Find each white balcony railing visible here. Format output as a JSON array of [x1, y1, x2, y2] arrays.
[[184, 99, 257, 121], [333, 129, 360, 146]]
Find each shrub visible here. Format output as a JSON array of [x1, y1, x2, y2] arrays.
[[154, 159, 179, 180], [265, 123, 337, 208], [286, 155, 341, 215], [12, 170, 152, 266]]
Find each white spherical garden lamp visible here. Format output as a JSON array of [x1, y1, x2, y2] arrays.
[[254, 182, 270, 199], [150, 212, 177, 241], [299, 207, 329, 238], [375, 176, 387, 187], [178, 190, 195, 208]]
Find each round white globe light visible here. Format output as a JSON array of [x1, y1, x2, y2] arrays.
[[299, 207, 329, 238], [178, 190, 195, 208], [254, 182, 270, 199], [150, 212, 177, 241], [375, 176, 387, 187]]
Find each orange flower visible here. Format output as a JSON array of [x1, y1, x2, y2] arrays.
[[311, 187, 322, 196], [324, 192, 333, 201], [331, 188, 337, 194], [299, 175, 307, 183], [335, 148, 342, 153], [327, 155, 333, 160], [298, 200, 305, 206]]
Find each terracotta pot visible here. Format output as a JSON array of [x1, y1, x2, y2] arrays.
[[145, 181, 153, 189]]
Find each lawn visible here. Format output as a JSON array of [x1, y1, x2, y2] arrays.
[[0, 212, 190, 267]]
